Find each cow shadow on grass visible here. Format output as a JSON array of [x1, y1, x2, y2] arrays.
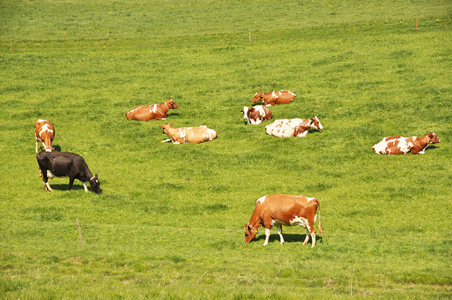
[[254, 233, 323, 245], [167, 112, 180, 118], [42, 184, 85, 192], [426, 144, 440, 152]]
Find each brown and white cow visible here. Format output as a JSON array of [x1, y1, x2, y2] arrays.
[[245, 194, 323, 247], [35, 119, 55, 152], [160, 123, 217, 144], [125, 98, 178, 121], [372, 132, 440, 155], [241, 106, 273, 125], [252, 90, 296, 106], [265, 117, 323, 137]]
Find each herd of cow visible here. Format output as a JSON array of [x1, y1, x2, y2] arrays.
[[34, 90, 441, 247]]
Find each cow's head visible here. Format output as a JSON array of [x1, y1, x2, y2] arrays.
[[252, 91, 263, 103], [241, 106, 250, 119], [90, 174, 102, 194], [160, 123, 173, 134], [427, 132, 440, 144], [244, 223, 259, 243], [311, 116, 323, 131], [167, 98, 179, 109], [42, 146, 55, 152]]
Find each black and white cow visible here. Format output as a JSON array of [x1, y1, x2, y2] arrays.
[[36, 152, 101, 194]]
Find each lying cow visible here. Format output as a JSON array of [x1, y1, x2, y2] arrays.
[[125, 98, 178, 121], [35, 119, 55, 152], [245, 194, 323, 247], [372, 132, 440, 155], [160, 123, 217, 144], [265, 116, 323, 137], [241, 106, 273, 125], [252, 90, 296, 106], [36, 152, 101, 194]]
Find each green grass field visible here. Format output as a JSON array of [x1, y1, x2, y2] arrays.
[[1, 0, 451, 298]]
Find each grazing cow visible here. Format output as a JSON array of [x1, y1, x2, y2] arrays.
[[372, 132, 440, 155], [35, 119, 55, 152], [241, 106, 273, 125], [265, 117, 323, 137], [252, 90, 296, 106], [160, 123, 217, 144], [125, 98, 178, 121], [36, 152, 101, 194], [244, 194, 323, 247]]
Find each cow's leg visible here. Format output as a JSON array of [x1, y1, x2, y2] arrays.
[[310, 231, 317, 248], [263, 228, 271, 246], [68, 178, 75, 191], [277, 225, 285, 244], [161, 138, 172, 143], [303, 229, 310, 246], [44, 182, 53, 192], [35, 139, 39, 153], [83, 182, 88, 192], [41, 170, 53, 192]]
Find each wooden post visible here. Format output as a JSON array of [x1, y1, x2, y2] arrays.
[[76, 218, 85, 250], [249, 28, 252, 45]]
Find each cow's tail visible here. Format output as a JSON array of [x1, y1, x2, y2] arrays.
[[315, 199, 323, 234]]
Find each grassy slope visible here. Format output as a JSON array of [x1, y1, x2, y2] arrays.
[[1, 0, 451, 298]]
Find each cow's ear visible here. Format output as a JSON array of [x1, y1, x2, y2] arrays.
[[95, 174, 98, 180]]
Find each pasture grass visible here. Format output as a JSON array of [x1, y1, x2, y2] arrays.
[[1, 0, 451, 298]]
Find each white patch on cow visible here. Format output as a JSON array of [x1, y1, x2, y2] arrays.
[[179, 128, 187, 138], [372, 140, 388, 154], [38, 124, 53, 137], [242, 107, 249, 120], [306, 197, 315, 203], [206, 128, 216, 140], [289, 216, 311, 231], [271, 219, 289, 227], [399, 139, 411, 154], [150, 104, 158, 114], [257, 196, 266, 204]]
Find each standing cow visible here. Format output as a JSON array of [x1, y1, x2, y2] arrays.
[[125, 98, 178, 121], [245, 194, 323, 247], [372, 132, 440, 155], [35, 119, 55, 152], [241, 106, 273, 125], [265, 117, 323, 137], [160, 123, 217, 144], [36, 152, 101, 194], [252, 90, 296, 106]]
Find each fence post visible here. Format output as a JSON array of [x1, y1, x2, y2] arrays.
[[76, 218, 85, 250]]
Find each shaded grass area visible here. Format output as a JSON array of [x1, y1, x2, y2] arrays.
[[1, 0, 451, 298]]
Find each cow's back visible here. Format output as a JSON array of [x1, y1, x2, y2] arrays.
[[37, 152, 85, 176], [185, 126, 217, 143], [260, 194, 316, 224], [265, 119, 295, 137], [373, 136, 410, 155]]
